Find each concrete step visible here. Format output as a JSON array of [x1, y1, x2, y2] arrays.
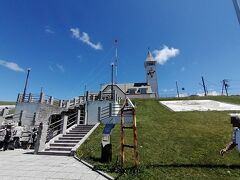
[[72, 127, 92, 130], [50, 143, 76, 147], [71, 129, 91, 132], [66, 132, 89, 134], [54, 140, 79, 143], [62, 134, 85, 138], [75, 126, 94, 128], [46, 147, 72, 151], [71, 128, 91, 130], [77, 124, 94, 127], [38, 151, 71, 156], [59, 137, 82, 140]]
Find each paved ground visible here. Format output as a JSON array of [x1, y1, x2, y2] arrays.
[[160, 100, 240, 112], [0, 105, 15, 110], [0, 149, 107, 180]]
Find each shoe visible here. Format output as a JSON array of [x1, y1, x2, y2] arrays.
[[220, 149, 225, 156]]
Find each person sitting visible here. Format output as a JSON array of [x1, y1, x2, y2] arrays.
[[3, 125, 12, 151], [12, 121, 24, 148]]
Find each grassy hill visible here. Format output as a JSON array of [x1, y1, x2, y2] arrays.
[[0, 101, 15, 105], [77, 96, 240, 179]]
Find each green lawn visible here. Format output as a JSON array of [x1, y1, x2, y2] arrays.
[[77, 96, 240, 179], [0, 101, 15, 105]]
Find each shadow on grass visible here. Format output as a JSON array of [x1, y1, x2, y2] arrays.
[[89, 156, 102, 162], [143, 163, 240, 169], [92, 163, 240, 179]]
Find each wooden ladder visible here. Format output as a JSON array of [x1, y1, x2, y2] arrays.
[[120, 98, 139, 167]]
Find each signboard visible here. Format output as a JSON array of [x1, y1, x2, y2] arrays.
[[103, 124, 115, 134]]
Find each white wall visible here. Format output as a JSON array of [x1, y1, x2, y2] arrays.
[[86, 100, 112, 125]]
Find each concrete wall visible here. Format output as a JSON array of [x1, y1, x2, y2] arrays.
[[127, 93, 156, 99], [86, 100, 112, 125], [14, 102, 66, 129]]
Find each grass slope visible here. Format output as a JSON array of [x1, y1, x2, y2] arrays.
[[0, 101, 15, 105], [77, 96, 240, 179]]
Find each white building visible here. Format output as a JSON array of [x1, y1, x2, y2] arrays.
[[100, 51, 159, 99]]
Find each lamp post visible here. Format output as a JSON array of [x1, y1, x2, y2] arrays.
[[111, 63, 114, 100], [22, 68, 31, 102]]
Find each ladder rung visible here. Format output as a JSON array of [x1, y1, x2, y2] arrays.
[[122, 108, 133, 112], [123, 144, 134, 148], [122, 126, 133, 129]]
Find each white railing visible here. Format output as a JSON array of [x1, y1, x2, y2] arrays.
[[17, 93, 86, 108], [46, 110, 80, 142], [100, 103, 121, 122]]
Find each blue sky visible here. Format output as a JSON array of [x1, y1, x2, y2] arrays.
[[0, 0, 240, 100]]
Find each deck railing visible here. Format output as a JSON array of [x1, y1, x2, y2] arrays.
[[17, 93, 86, 108]]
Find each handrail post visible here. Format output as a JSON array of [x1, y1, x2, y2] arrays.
[[78, 96, 82, 104], [49, 96, 54, 105], [17, 93, 21, 103], [59, 100, 63, 108], [28, 93, 32, 102], [39, 92, 45, 103], [109, 103, 112, 117], [19, 110, 24, 124], [32, 112, 37, 126], [66, 100, 70, 108], [63, 115, 68, 134], [84, 104, 87, 125], [98, 107, 101, 121], [77, 109, 81, 124], [99, 91, 103, 100], [34, 122, 49, 154]]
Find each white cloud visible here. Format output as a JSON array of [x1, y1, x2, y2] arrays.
[[45, 26, 54, 34], [177, 93, 188, 97], [181, 67, 185, 72], [70, 28, 102, 50], [0, 60, 24, 72], [56, 64, 65, 72], [197, 91, 220, 96], [161, 88, 174, 93], [48, 65, 55, 72], [153, 45, 180, 65]]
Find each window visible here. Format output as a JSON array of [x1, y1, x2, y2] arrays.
[[138, 88, 147, 94], [127, 88, 136, 94]]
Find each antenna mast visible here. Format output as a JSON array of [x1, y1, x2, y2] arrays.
[[114, 39, 118, 84]]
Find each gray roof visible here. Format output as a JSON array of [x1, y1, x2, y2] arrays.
[[145, 51, 155, 62]]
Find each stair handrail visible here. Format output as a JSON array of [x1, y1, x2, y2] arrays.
[[100, 103, 122, 122], [46, 117, 64, 142], [67, 112, 78, 129]]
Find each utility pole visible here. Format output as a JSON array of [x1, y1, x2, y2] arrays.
[[201, 76, 207, 96], [111, 63, 114, 100], [176, 81, 179, 98], [22, 68, 31, 102], [222, 79, 229, 96], [114, 39, 118, 84], [221, 80, 225, 96], [224, 80, 229, 96]]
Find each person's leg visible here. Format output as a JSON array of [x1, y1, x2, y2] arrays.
[[220, 141, 237, 155], [3, 141, 8, 151], [14, 137, 20, 148]]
